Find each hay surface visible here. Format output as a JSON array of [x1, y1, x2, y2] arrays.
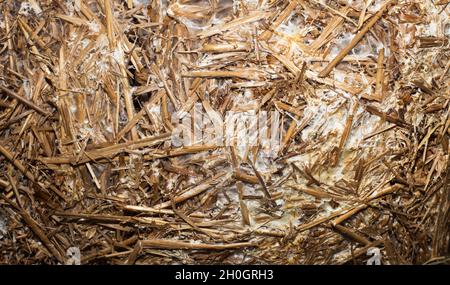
[[0, 0, 449, 264]]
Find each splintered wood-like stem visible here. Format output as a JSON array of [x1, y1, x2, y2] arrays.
[[151, 64, 179, 110], [363, 124, 396, 140], [202, 43, 251, 53], [40, 133, 171, 164], [358, 0, 374, 29], [365, 104, 412, 129], [319, 2, 390, 78], [235, 170, 259, 184], [331, 204, 368, 227], [248, 154, 273, 201], [4, 10, 14, 71], [283, 119, 298, 148], [116, 92, 163, 141], [310, 8, 349, 52], [333, 224, 371, 245], [183, 70, 265, 81], [275, 101, 304, 117], [237, 182, 251, 225]]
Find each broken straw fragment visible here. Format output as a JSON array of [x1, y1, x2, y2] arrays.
[[318, 1, 391, 78]]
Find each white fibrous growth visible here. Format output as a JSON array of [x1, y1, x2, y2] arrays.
[[278, 16, 311, 37], [111, 45, 125, 64], [329, 32, 354, 57], [0, 214, 6, 239], [23, 80, 31, 99], [367, 0, 385, 13]]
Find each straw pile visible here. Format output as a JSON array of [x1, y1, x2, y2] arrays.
[[0, 0, 449, 264]]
